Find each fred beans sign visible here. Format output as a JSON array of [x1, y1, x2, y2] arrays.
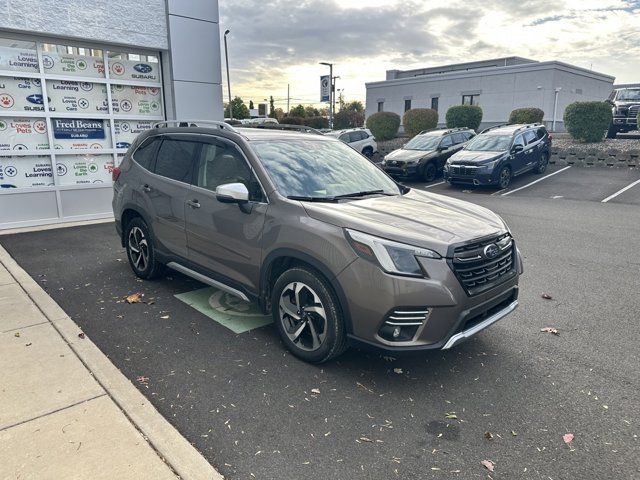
[[0, 118, 49, 151], [0, 46, 39, 73], [42, 52, 105, 78], [0, 156, 53, 188], [109, 59, 160, 83], [0, 77, 45, 112], [111, 85, 162, 116], [114, 120, 153, 149], [47, 80, 108, 113], [55, 154, 113, 185], [52, 119, 111, 150]]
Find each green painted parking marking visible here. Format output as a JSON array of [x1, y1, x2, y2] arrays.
[[174, 287, 273, 334]]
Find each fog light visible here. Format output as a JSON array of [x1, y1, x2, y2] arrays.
[[392, 327, 401, 338]]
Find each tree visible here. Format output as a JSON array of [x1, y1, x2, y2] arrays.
[[289, 104, 306, 117], [304, 105, 320, 117], [224, 97, 250, 119], [346, 100, 364, 113], [273, 107, 285, 121], [269, 96, 276, 118], [334, 100, 365, 129], [249, 100, 255, 110]]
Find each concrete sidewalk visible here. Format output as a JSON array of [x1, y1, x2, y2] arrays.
[[0, 245, 222, 480]]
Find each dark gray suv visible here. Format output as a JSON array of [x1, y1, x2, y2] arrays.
[[112, 121, 523, 363]]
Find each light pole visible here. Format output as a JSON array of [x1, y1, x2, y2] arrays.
[[224, 29, 232, 120], [319, 62, 333, 129], [552, 87, 562, 131]]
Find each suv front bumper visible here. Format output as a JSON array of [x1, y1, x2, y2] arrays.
[[383, 163, 419, 177], [443, 167, 499, 186], [613, 116, 638, 128]]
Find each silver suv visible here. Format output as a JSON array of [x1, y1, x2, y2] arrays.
[[112, 121, 522, 363]]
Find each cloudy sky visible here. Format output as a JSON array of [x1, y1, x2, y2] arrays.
[[219, 0, 640, 109]]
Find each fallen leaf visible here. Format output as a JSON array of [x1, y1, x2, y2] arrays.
[[541, 293, 553, 300], [511, 430, 518, 436], [125, 293, 143, 304], [484, 431, 494, 440], [14, 332, 20, 338], [445, 412, 458, 420], [481, 460, 495, 472], [25, 343, 32, 347], [136, 375, 149, 384], [540, 327, 559, 335], [563, 433, 574, 445], [359, 437, 373, 443], [393, 368, 403, 374], [160, 315, 170, 319], [78, 332, 85, 339], [311, 388, 320, 394]]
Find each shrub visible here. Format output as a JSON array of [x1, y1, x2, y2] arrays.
[[637, 110, 640, 130], [445, 105, 483, 131], [509, 107, 544, 125], [280, 116, 304, 125], [403, 108, 439, 137], [563, 101, 613, 143], [334, 109, 365, 129], [365, 112, 401, 141], [303, 116, 329, 129]]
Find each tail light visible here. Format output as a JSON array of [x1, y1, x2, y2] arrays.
[[112, 167, 121, 182], [548, 134, 553, 142]]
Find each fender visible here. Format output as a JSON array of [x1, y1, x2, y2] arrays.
[[118, 202, 154, 247], [261, 248, 354, 334]]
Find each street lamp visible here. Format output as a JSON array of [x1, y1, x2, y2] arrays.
[[552, 87, 562, 132], [224, 29, 232, 120], [319, 62, 334, 129]]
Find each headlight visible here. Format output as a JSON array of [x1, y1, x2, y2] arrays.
[[345, 229, 441, 277], [481, 156, 504, 170]]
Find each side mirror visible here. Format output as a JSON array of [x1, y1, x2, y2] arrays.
[[511, 144, 524, 154], [216, 182, 249, 204]]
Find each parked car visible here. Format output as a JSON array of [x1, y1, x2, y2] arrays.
[[606, 88, 640, 138], [444, 123, 551, 189], [382, 128, 475, 181], [112, 121, 522, 363], [325, 128, 377, 158]]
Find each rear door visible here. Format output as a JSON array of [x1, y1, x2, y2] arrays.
[[144, 135, 200, 258], [437, 134, 456, 163], [349, 131, 365, 151], [185, 137, 268, 293], [510, 134, 528, 174], [522, 129, 540, 172]]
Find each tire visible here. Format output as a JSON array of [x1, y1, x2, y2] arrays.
[[498, 166, 512, 189], [362, 147, 373, 158], [422, 161, 437, 182], [272, 266, 347, 363], [606, 125, 617, 139], [535, 152, 549, 174], [124, 217, 166, 280]]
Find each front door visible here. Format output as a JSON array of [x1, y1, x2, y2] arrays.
[[185, 138, 268, 293]]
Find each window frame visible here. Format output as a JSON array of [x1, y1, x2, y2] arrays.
[[377, 101, 384, 112], [439, 135, 453, 149], [462, 94, 480, 106], [430, 97, 439, 112], [151, 137, 200, 184], [404, 99, 411, 112]]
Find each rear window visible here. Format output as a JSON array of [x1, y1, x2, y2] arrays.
[[536, 127, 547, 140], [523, 130, 537, 144], [154, 139, 199, 183], [132, 136, 160, 171]]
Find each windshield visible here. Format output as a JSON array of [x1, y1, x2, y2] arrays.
[[251, 139, 400, 199], [617, 89, 640, 101], [403, 135, 441, 151], [465, 134, 512, 152]]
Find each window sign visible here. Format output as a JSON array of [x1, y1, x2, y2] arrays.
[[42, 51, 105, 78], [114, 120, 154, 149], [46, 80, 108, 114], [0, 44, 39, 73], [108, 57, 160, 83], [0, 155, 53, 188], [51, 118, 112, 150], [0, 118, 49, 151], [55, 154, 113, 185], [111, 85, 162, 116], [0, 77, 44, 112]]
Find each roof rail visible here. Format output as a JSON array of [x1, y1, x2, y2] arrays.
[[417, 126, 470, 135], [512, 122, 544, 134], [153, 120, 238, 132], [479, 123, 511, 134]]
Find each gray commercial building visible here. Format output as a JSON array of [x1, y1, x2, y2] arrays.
[[365, 57, 615, 133], [0, 0, 223, 230]]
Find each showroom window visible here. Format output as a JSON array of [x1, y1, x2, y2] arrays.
[[0, 36, 163, 190]]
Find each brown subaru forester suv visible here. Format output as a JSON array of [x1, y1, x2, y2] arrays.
[[112, 121, 522, 363]]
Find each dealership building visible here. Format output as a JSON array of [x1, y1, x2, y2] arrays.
[[0, 0, 223, 230], [365, 57, 615, 132]]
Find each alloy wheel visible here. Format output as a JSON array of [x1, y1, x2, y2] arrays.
[[128, 226, 149, 272], [279, 282, 327, 352], [499, 168, 511, 189]]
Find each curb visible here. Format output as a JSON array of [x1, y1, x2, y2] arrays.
[[0, 244, 223, 480]]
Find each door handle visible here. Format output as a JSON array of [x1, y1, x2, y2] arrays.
[[142, 184, 151, 192], [186, 199, 201, 209]]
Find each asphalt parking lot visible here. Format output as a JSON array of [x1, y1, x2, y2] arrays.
[[2, 166, 640, 479]]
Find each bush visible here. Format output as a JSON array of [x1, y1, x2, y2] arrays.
[[365, 112, 401, 141], [280, 116, 304, 125], [403, 108, 439, 137], [303, 116, 329, 129], [334, 109, 365, 129], [637, 111, 640, 129], [563, 101, 613, 143], [445, 105, 483, 131], [509, 107, 544, 125]]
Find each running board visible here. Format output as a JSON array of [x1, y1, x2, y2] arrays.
[[166, 262, 250, 302]]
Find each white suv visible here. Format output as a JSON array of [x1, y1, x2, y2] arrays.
[[326, 128, 377, 158]]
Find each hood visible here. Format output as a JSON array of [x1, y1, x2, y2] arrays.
[[301, 189, 506, 257], [385, 148, 433, 163], [449, 150, 503, 165]]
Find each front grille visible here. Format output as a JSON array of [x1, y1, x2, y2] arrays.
[[628, 105, 640, 118], [450, 233, 516, 296], [449, 165, 478, 176]]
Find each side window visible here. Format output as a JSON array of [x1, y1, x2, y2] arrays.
[[536, 128, 547, 140], [523, 130, 537, 145], [131, 136, 160, 171], [466, 132, 476, 141], [154, 139, 199, 182], [440, 135, 453, 148], [452, 133, 466, 144], [349, 131, 364, 142], [195, 142, 264, 202], [339, 133, 350, 142], [513, 134, 525, 149]]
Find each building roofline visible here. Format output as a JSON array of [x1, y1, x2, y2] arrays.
[[367, 60, 615, 88], [388, 56, 536, 77]]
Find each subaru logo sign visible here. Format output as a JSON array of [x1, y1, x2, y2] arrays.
[[133, 63, 153, 73], [483, 244, 500, 259], [26, 94, 44, 105], [116, 142, 131, 149]]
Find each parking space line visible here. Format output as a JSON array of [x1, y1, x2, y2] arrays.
[[601, 179, 640, 203], [424, 181, 445, 189], [501, 166, 572, 196]]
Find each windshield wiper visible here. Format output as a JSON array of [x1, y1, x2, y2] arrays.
[[286, 195, 337, 202], [333, 189, 396, 199]]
